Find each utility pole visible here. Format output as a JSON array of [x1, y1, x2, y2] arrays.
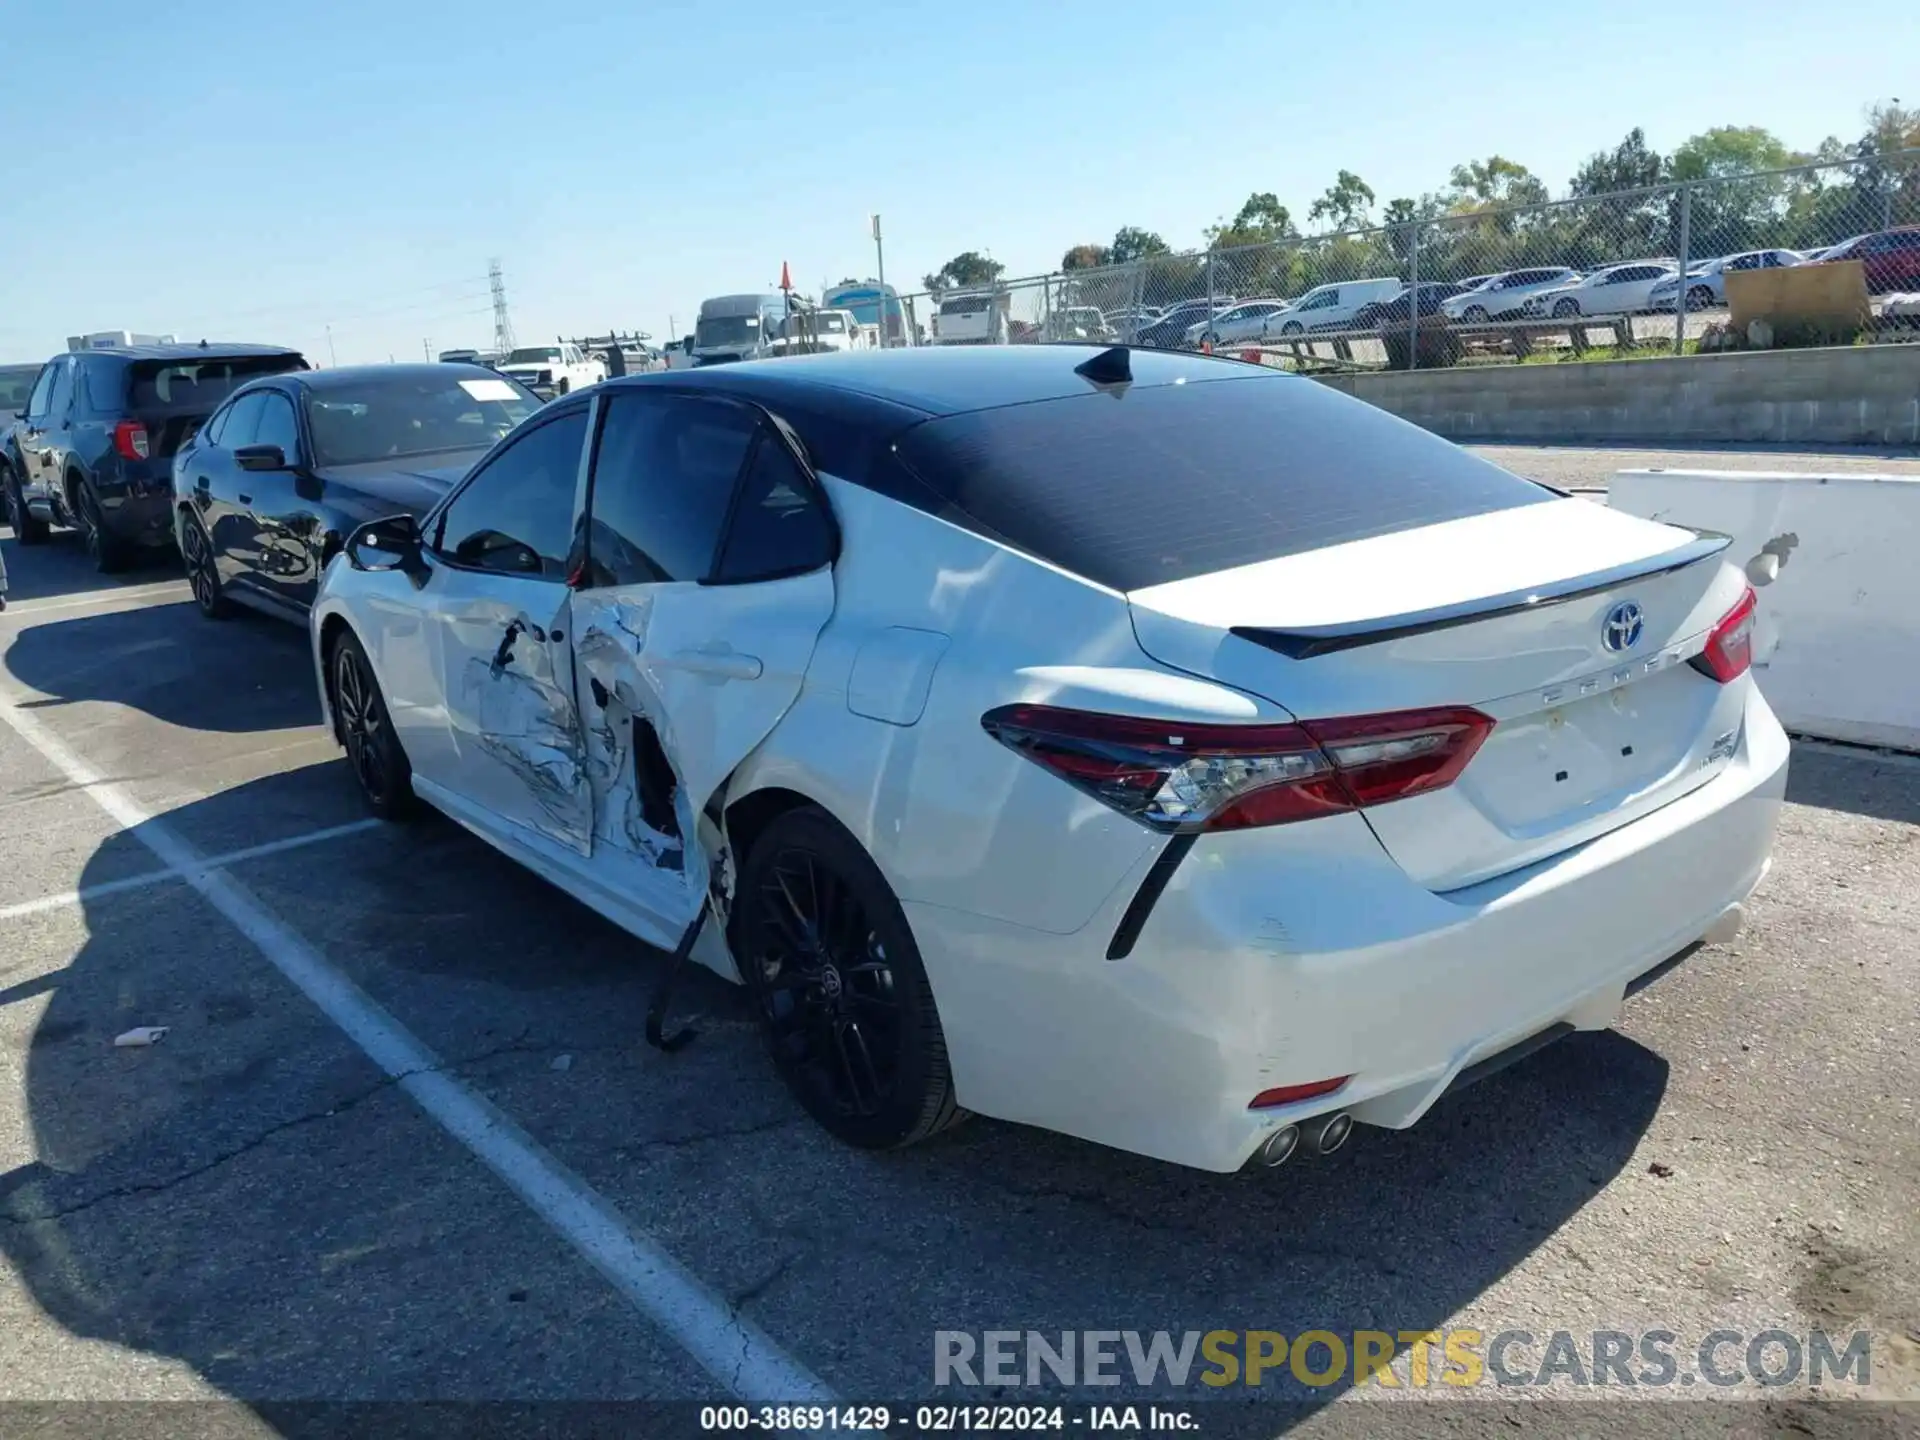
[[325, 324, 337, 367], [422, 338, 431, 360], [871, 213, 888, 347], [489, 258, 516, 357]]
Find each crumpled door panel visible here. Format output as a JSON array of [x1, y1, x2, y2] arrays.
[[572, 592, 707, 908], [452, 592, 592, 856]]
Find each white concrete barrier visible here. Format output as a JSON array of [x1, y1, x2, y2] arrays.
[[1608, 469, 1920, 752]]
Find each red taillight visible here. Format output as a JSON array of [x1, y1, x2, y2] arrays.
[[112, 420, 150, 461], [980, 703, 1494, 833], [1250, 1077, 1351, 1110], [1692, 587, 1756, 683]]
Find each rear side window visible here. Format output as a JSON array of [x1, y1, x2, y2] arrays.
[[129, 354, 306, 410], [890, 374, 1553, 593], [584, 392, 756, 585], [714, 434, 834, 583]]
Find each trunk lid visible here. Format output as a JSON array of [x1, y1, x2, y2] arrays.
[[1128, 499, 1752, 890]]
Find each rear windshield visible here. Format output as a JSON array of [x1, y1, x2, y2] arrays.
[[128, 354, 306, 410], [306, 372, 540, 467], [890, 373, 1553, 592]]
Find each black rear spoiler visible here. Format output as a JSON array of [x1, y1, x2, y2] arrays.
[[1232, 530, 1733, 661]]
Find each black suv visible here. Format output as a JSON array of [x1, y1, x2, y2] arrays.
[[1, 343, 308, 571]]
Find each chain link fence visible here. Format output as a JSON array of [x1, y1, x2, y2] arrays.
[[895, 150, 1920, 370]]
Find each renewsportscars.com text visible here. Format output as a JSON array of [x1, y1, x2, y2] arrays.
[[934, 1328, 1874, 1391]]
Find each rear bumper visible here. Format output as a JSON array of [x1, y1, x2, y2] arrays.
[[94, 488, 175, 546], [909, 683, 1789, 1172]]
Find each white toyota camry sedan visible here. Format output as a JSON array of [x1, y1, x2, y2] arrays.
[[310, 345, 1786, 1173]]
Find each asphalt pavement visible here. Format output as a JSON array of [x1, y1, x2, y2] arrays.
[[1, 449, 1916, 1437]]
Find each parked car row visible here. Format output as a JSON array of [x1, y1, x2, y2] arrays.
[[1084, 226, 1920, 351], [0, 341, 543, 581]]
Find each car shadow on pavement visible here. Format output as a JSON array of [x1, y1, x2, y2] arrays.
[[1784, 742, 1920, 826], [1, 525, 181, 606], [0, 760, 1671, 1417], [2, 598, 319, 735]]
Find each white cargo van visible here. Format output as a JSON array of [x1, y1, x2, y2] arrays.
[[693, 293, 790, 365], [1267, 278, 1402, 335]]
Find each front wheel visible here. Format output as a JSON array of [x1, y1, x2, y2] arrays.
[[1279, 321, 1303, 337], [556, 377, 571, 396], [3, 461, 49, 544], [1687, 286, 1715, 311], [733, 806, 967, 1151], [1552, 298, 1580, 318], [1463, 305, 1489, 323], [329, 629, 417, 821]]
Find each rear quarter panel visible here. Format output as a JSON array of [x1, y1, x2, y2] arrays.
[[726, 479, 1292, 936]]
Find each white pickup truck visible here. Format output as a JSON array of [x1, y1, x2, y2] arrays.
[[495, 343, 606, 399]]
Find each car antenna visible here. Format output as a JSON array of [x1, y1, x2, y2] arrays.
[[1073, 345, 1131, 387]]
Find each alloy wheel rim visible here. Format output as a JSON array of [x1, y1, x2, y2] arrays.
[[754, 849, 901, 1118], [334, 649, 389, 804], [184, 522, 216, 610], [79, 492, 100, 560]]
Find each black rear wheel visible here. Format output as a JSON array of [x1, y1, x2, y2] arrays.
[[330, 629, 417, 820], [3, 462, 49, 544], [74, 481, 134, 574], [179, 510, 231, 619], [734, 806, 965, 1150]]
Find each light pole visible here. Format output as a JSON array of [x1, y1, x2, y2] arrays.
[[325, 324, 338, 367], [871, 213, 888, 347]]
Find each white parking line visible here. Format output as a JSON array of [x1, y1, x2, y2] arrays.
[[0, 817, 385, 922], [0, 581, 192, 617], [0, 694, 832, 1403]]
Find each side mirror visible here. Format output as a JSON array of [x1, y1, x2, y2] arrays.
[[234, 443, 287, 472], [346, 513, 428, 583]]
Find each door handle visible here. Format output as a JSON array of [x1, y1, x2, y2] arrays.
[[668, 647, 762, 680]]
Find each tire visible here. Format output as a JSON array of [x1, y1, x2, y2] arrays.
[[3, 460, 49, 545], [1279, 320, 1303, 337], [556, 377, 571, 396], [179, 508, 232, 619], [328, 627, 418, 821], [732, 805, 967, 1151], [73, 478, 135, 574], [1463, 305, 1489, 323], [1687, 286, 1715, 311], [1552, 298, 1580, 318]]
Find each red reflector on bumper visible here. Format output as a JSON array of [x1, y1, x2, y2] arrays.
[[1249, 1076, 1351, 1110]]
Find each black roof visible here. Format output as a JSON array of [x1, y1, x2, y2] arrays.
[[266, 362, 506, 392], [74, 342, 305, 363], [600, 344, 1278, 421]]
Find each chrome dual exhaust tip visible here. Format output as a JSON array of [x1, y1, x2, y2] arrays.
[[1306, 1111, 1353, 1156], [1256, 1124, 1301, 1168], [1255, 1110, 1354, 1168]]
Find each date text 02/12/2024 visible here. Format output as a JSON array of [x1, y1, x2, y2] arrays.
[[698, 1404, 1199, 1432]]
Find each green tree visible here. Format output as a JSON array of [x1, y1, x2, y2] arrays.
[[1446, 156, 1550, 212], [1568, 128, 1666, 197], [1108, 226, 1171, 265], [1307, 170, 1376, 231], [921, 251, 1004, 296], [1565, 129, 1670, 263], [1205, 192, 1297, 249], [1668, 126, 1795, 256], [1061, 243, 1112, 271]]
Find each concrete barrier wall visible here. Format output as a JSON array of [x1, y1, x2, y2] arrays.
[[1313, 344, 1920, 447], [1607, 469, 1920, 751]]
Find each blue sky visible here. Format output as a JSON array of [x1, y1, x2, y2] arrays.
[[0, 0, 1910, 363]]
